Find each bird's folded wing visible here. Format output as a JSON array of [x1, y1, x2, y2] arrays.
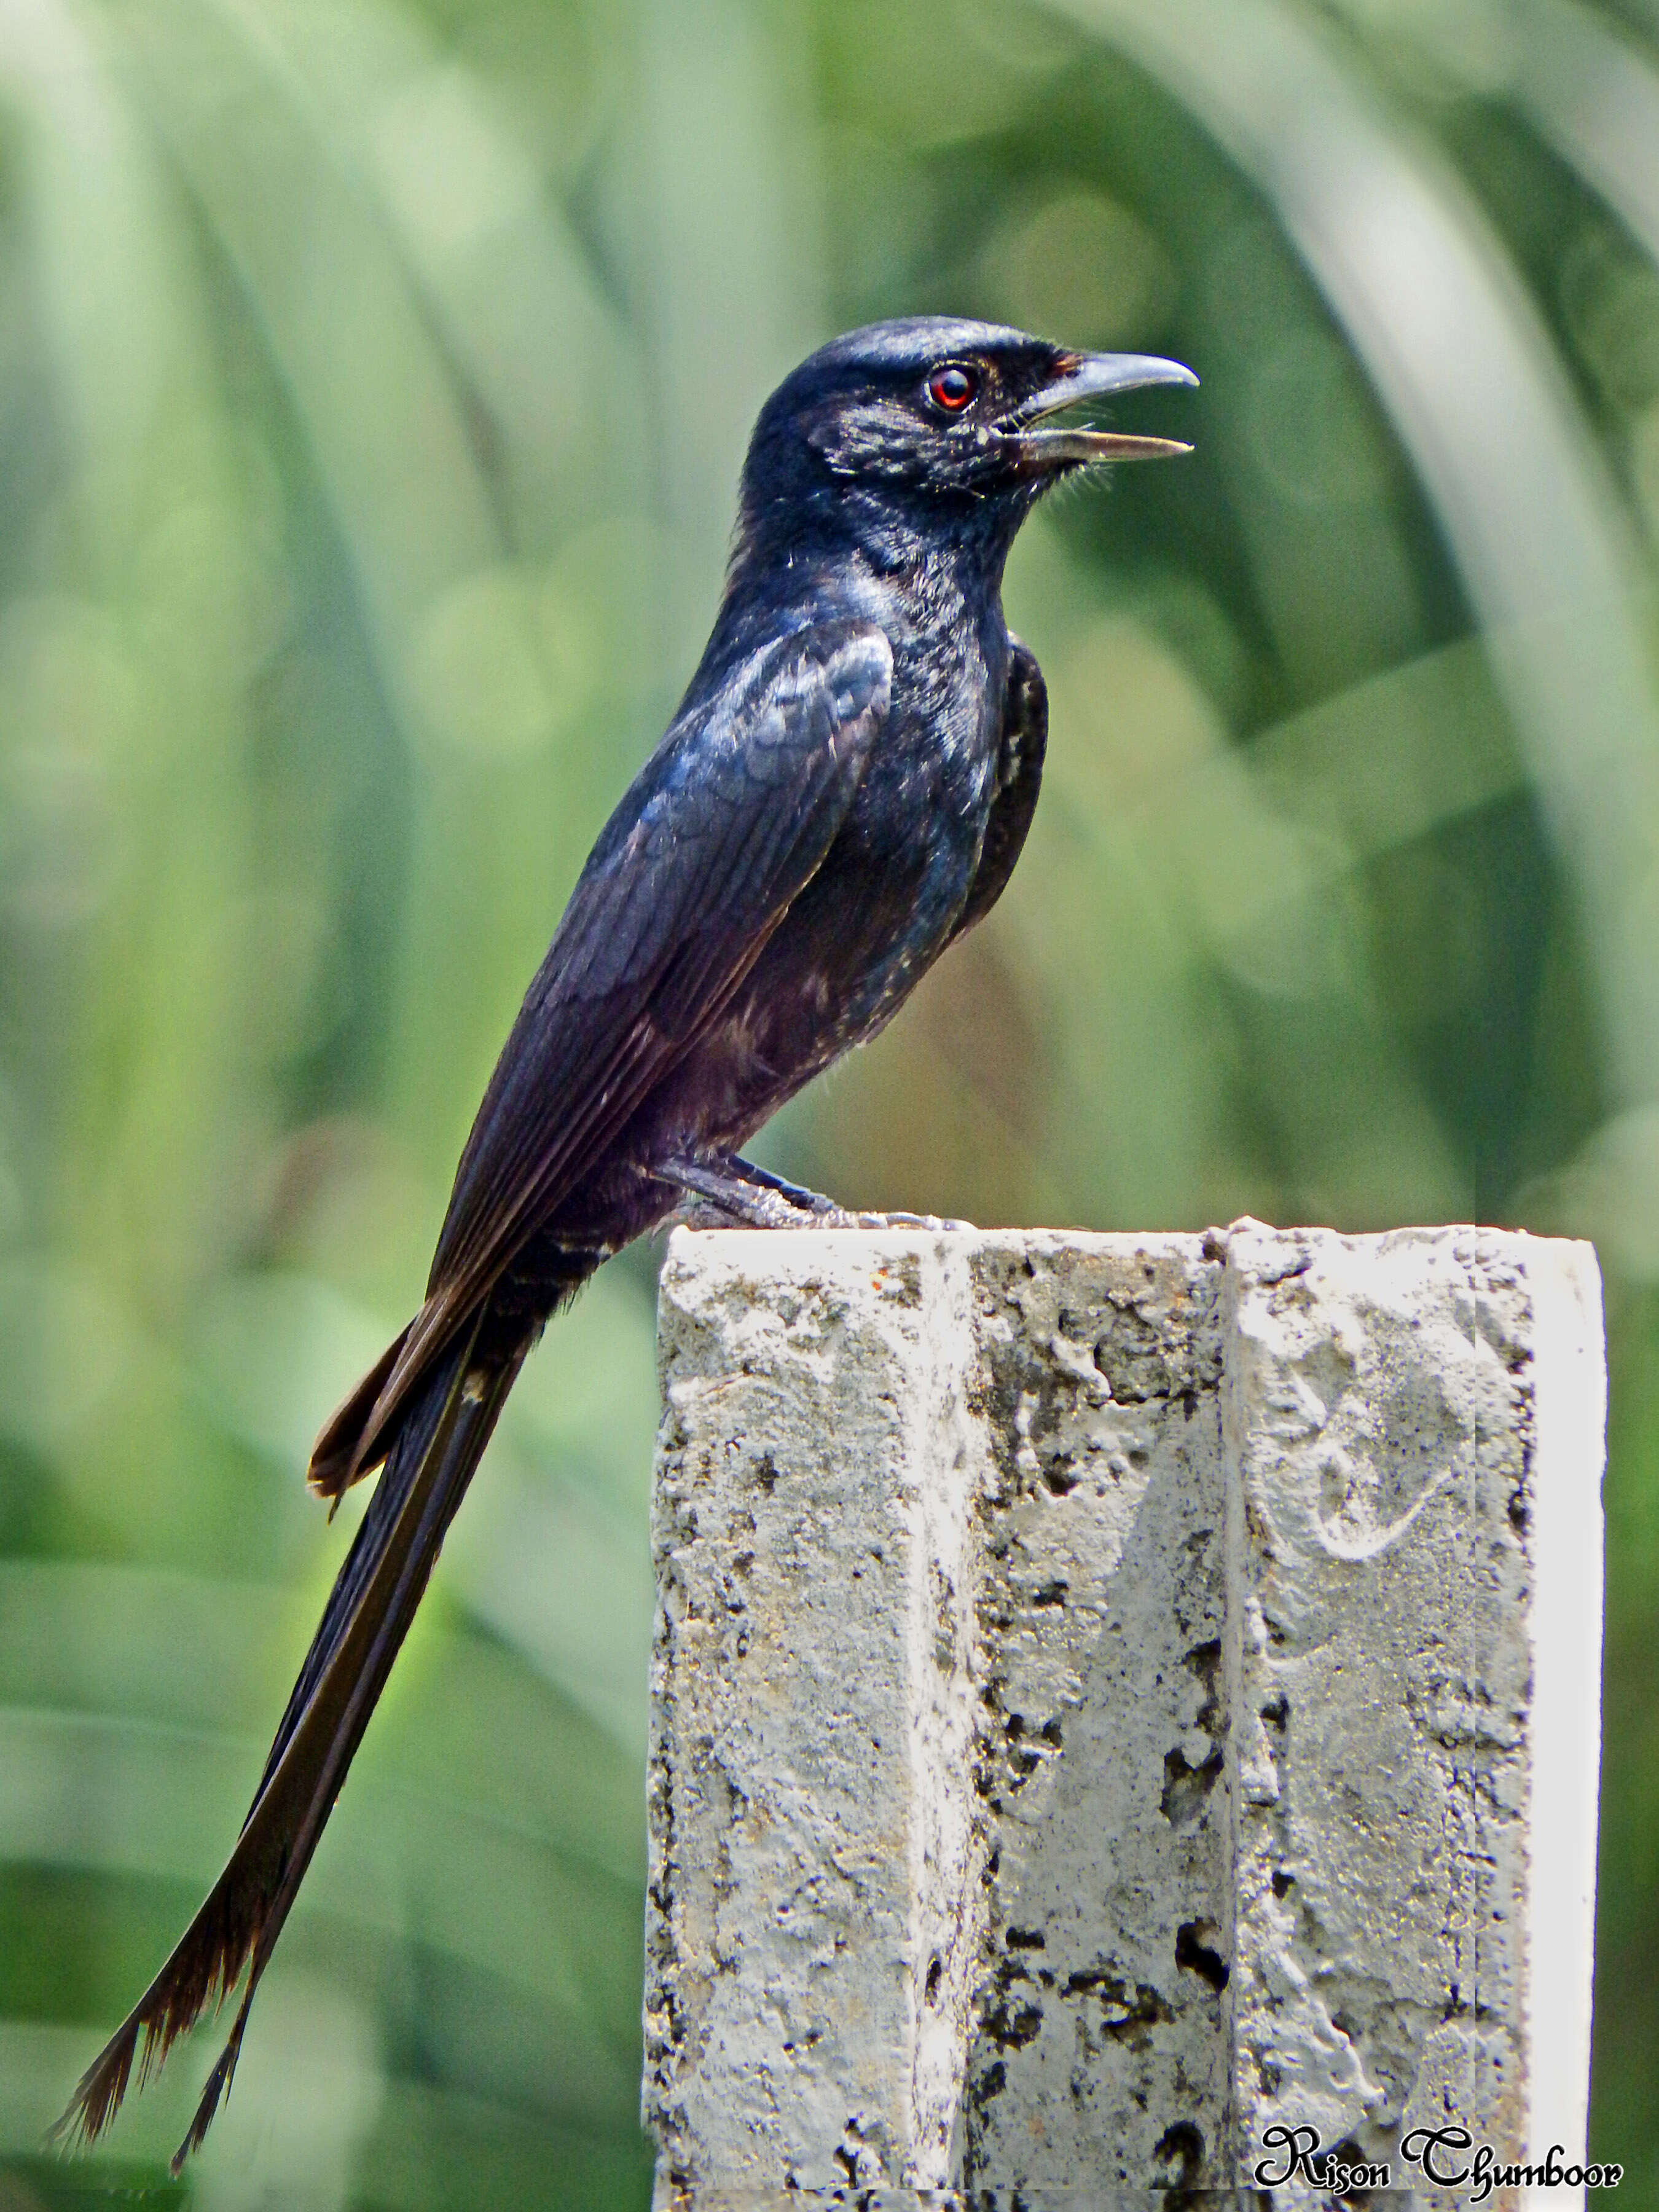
[[336, 619, 891, 1481]]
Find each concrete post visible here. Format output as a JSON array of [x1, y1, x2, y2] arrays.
[[643, 1223, 1605, 2206]]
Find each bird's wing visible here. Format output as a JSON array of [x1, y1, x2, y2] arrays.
[[949, 635, 1047, 943], [316, 618, 891, 1489]]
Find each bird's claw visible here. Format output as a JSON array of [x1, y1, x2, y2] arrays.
[[676, 1196, 972, 1235], [843, 1207, 975, 1233]]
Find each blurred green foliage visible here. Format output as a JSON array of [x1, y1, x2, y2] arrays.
[[1, 0, 1656, 2202]]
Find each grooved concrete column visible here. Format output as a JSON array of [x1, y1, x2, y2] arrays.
[[643, 1224, 1604, 2206]]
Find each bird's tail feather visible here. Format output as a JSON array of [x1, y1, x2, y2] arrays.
[[50, 1301, 531, 2173], [306, 1322, 412, 1507]]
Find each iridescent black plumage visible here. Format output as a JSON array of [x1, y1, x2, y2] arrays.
[[55, 316, 1193, 2168]]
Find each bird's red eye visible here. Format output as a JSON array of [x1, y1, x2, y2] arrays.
[[927, 364, 978, 412]]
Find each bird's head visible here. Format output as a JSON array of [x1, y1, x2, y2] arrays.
[[738, 316, 1195, 561]]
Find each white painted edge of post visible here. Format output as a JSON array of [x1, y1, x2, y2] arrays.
[[1522, 1236, 1606, 2206]]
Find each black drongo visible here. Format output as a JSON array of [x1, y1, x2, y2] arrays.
[[57, 316, 1193, 2166]]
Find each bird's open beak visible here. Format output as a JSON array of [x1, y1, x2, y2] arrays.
[[1006, 352, 1198, 465]]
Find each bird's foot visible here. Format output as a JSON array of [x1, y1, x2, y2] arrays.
[[677, 1191, 834, 1231], [659, 1153, 971, 1234], [841, 1207, 975, 1233], [661, 1153, 843, 1230]]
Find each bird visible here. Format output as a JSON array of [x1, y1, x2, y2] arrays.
[[53, 315, 1194, 2169]]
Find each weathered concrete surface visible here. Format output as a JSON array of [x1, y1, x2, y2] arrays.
[[643, 1223, 1604, 2206], [645, 1235, 986, 2197], [1218, 1226, 1603, 2205]]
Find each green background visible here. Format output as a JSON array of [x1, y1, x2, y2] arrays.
[[1, 0, 1656, 2202]]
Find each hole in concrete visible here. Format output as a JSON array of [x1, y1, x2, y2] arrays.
[[1330, 2136, 1386, 2206], [971, 2058, 1007, 2111], [1006, 1926, 1046, 1950], [1185, 1638, 1223, 1731], [1160, 1744, 1223, 1826], [1152, 2120, 1205, 2189], [986, 1999, 1043, 2049], [1100, 1984, 1174, 2042], [1175, 1919, 1230, 1991], [925, 1955, 942, 2007], [1271, 1869, 1293, 1899]]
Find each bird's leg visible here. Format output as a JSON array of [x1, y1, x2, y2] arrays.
[[657, 1153, 971, 1233]]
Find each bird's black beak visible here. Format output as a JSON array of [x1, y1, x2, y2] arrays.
[[1005, 352, 1198, 466]]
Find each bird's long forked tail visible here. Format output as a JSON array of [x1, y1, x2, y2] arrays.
[[50, 1303, 531, 2175]]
